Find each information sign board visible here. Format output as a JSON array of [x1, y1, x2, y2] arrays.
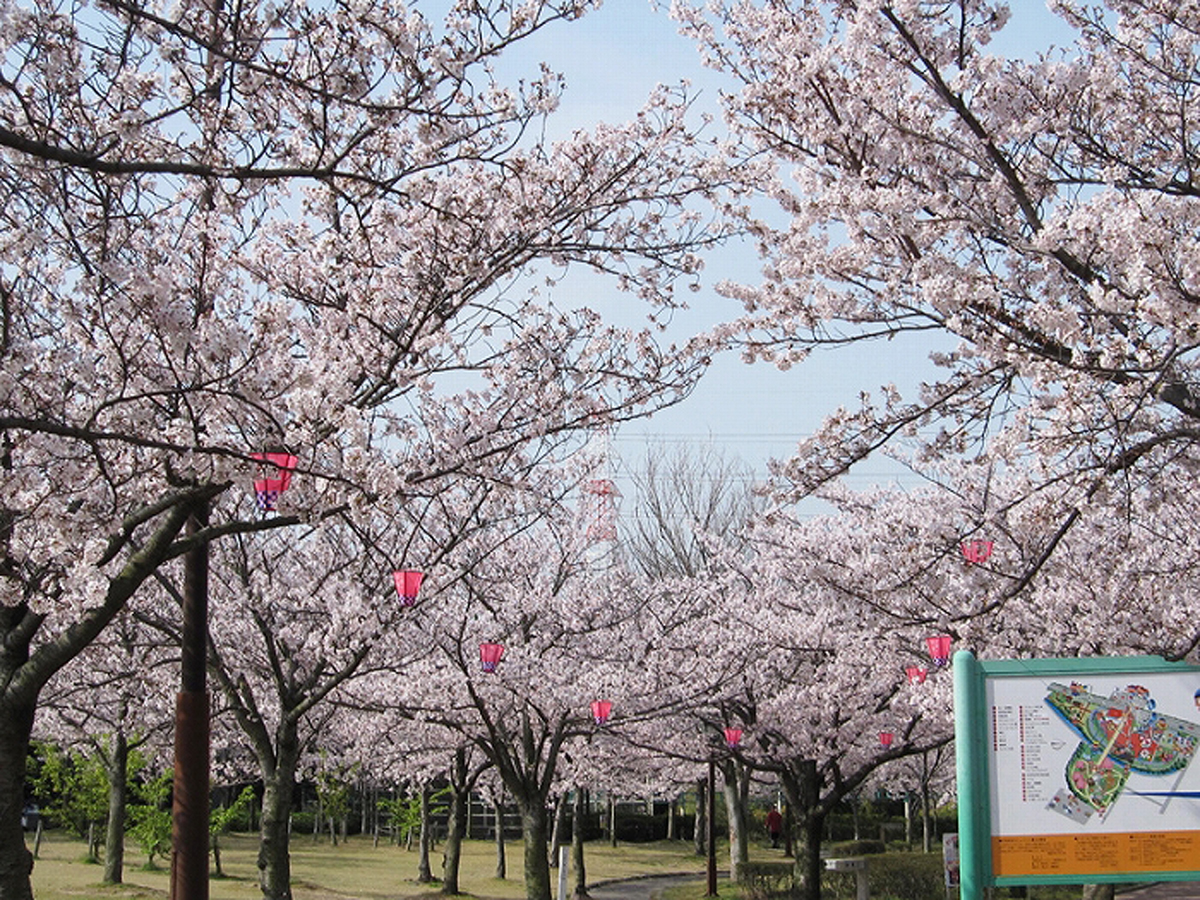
[[954, 652, 1200, 899]]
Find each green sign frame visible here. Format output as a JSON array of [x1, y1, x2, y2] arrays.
[[954, 651, 1200, 899]]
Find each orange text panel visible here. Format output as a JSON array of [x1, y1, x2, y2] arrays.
[[993, 831, 1200, 878]]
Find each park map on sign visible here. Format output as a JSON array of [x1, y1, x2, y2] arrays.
[[1043, 682, 1200, 824]]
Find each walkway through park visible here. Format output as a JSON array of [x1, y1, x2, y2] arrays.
[[588, 872, 705, 900], [585, 874, 1200, 900]]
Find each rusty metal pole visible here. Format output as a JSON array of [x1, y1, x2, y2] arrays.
[[170, 501, 210, 900], [706, 756, 717, 896]]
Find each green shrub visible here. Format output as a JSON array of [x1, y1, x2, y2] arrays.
[[825, 852, 944, 900], [734, 852, 947, 900], [738, 861, 793, 900], [828, 839, 886, 856], [614, 812, 667, 842]]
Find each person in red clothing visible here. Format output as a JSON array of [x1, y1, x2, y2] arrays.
[[766, 807, 783, 848]]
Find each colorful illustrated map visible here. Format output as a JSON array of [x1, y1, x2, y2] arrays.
[[1044, 681, 1200, 824]]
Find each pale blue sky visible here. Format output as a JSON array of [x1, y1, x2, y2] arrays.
[[430, 1, 1077, 493]]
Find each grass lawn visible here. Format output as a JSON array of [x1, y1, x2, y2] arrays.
[[28, 831, 716, 900]]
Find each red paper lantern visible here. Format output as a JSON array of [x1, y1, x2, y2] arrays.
[[591, 700, 613, 725], [905, 666, 928, 685], [879, 731, 895, 748], [927, 634, 952, 667], [723, 727, 743, 749], [393, 570, 424, 607], [961, 539, 994, 564], [251, 452, 298, 512], [479, 642, 504, 672]]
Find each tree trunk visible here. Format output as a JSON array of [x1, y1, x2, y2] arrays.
[[693, 778, 706, 856], [0, 685, 36, 900], [571, 789, 588, 899], [921, 779, 932, 853], [608, 796, 617, 848], [721, 759, 750, 885], [257, 733, 300, 900], [517, 798, 552, 900], [1082, 886, 1116, 900], [442, 751, 469, 895], [793, 809, 825, 900], [418, 782, 434, 883], [550, 794, 567, 866], [360, 776, 369, 838], [904, 793, 914, 846], [103, 730, 128, 884], [494, 798, 507, 879], [781, 759, 822, 900]]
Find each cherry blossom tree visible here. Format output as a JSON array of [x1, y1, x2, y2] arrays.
[[700, 455, 1200, 900], [376, 489, 732, 900], [181, 521, 435, 900], [641, 485, 968, 900], [0, 0, 736, 895], [672, 0, 1200, 601], [34, 610, 176, 884]]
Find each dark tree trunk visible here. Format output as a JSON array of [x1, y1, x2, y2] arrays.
[[442, 750, 469, 895], [0, 683, 35, 900], [256, 729, 300, 900], [418, 782, 434, 883], [571, 789, 588, 899], [103, 730, 129, 883], [780, 759, 822, 900], [793, 808, 825, 900], [494, 798, 506, 879], [516, 796, 552, 900], [720, 758, 750, 885]]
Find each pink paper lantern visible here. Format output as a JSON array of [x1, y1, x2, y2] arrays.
[[879, 731, 895, 748], [927, 634, 952, 667], [905, 666, 928, 685], [591, 700, 613, 725], [479, 642, 504, 673], [393, 570, 424, 607], [961, 539, 994, 564], [723, 727, 743, 749], [251, 452, 298, 512]]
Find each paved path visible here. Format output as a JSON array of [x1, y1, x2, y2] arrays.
[[1120, 884, 1200, 900], [584, 873, 1200, 900], [587, 873, 705, 900]]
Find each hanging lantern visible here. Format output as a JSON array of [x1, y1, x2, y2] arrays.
[[927, 634, 953, 667], [591, 700, 613, 725], [392, 570, 424, 607], [905, 666, 928, 685], [723, 727, 743, 749], [879, 732, 895, 748], [479, 642, 504, 673], [961, 539, 994, 564], [251, 452, 298, 512]]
